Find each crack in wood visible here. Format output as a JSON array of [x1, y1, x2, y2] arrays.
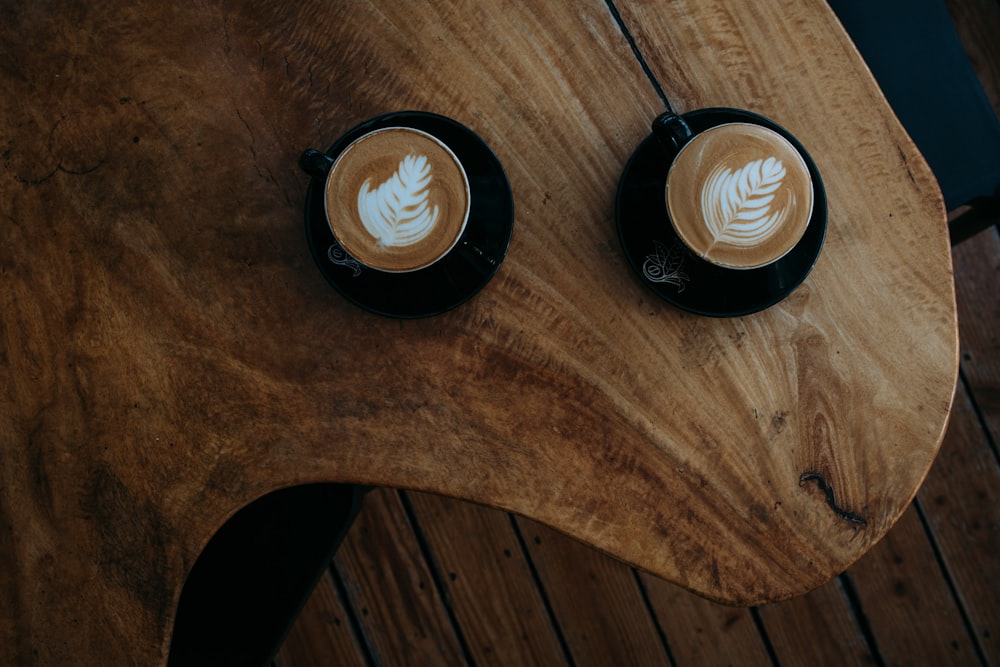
[[799, 472, 868, 527]]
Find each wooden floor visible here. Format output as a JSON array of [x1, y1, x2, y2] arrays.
[[273, 2, 1000, 665]]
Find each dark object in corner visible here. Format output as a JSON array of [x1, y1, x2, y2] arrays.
[[828, 0, 1000, 244], [168, 484, 366, 667]]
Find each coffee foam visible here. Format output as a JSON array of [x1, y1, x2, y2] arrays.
[[666, 123, 813, 269], [324, 127, 469, 272]]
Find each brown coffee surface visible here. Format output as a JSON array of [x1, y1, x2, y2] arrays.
[[324, 127, 470, 272], [666, 122, 813, 269]]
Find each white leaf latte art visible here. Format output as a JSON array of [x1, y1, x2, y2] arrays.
[[700, 157, 793, 247], [357, 154, 439, 248]]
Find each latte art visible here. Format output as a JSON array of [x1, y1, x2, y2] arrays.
[[324, 127, 470, 272], [701, 157, 791, 247], [666, 122, 813, 269], [358, 154, 439, 248]]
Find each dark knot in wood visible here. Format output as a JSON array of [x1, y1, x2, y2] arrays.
[[799, 472, 868, 527]]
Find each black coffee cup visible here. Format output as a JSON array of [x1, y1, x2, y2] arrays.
[[616, 108, 828, 316], [651, 110, 820, 271], [300, 111, 514, 318]]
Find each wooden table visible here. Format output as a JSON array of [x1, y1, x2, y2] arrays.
[[0, 0, 958, 664]]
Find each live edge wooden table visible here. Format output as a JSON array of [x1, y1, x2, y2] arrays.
[[0, 0, 958, 664]]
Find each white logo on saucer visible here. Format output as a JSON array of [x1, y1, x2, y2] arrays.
[[357, 154, 438, 247], [701, 157, 791, 246], [643, 239, 689, 291]]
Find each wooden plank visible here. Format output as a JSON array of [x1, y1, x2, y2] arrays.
[[331, 488, 467, 665], [403, 492, 569, 666], [639, 572, 772, 666], [953, 229, 1000, 444], [918, 383, 1000, 664], [274, 570, 368, 667], [910, 230, 1000, 664], [757, 577, 876, 666], [844, 506, 980, 665], [515, 518, 670, 666]]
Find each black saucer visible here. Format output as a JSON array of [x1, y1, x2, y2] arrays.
[[304, 111, 514, 318], [615, 109, 828, 317]]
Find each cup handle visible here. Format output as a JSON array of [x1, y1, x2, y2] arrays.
[[299, 149, 335, 179], [652, 112, 693, 153]]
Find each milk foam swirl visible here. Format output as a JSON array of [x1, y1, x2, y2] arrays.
[[664, 121, 813, 269], [357, 154, 439, 248], [700, 157, 792, 248]]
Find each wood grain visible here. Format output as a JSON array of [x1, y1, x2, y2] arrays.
[[277, 232, 998, 665], [332, 489, 466, 664], [953, 231, 1000, 442], [0, 0, 957, 663], [273, 570, 368, 667], [404, 491, 570, 666], [640, 572, 772, 666], [517, 518, 671, 665], [919, 383, 1000, 664], [848, 506, 981, 665], [919, 230, 1000, 663], [757, 578, 875, 665]]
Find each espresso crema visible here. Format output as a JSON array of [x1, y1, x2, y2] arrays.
[[666, 123, 814, 269], [324, 127, 470, 272]]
